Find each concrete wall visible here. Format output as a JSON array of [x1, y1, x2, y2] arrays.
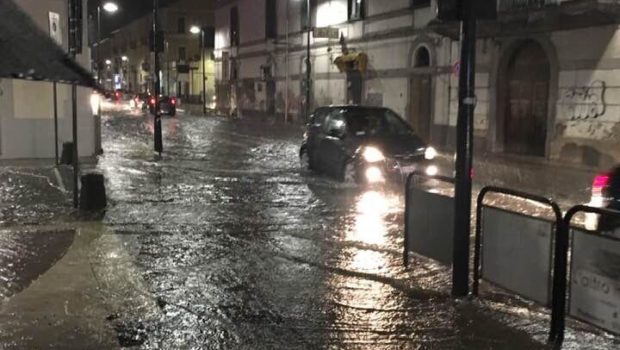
[[1, 0, 95, 160]]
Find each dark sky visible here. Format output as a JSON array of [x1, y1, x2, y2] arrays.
[[88, 0, 178, 36]]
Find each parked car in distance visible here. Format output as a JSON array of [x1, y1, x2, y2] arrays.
[[587, 167, 620, 231], [299, 105, 438, 184], [130, 93, 149, 110], [148, 95, 177, 116]]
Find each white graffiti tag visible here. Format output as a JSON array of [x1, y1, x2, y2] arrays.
[[564, 80, 606, 120]]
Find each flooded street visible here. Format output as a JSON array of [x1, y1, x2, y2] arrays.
[[0, 107, 616, 349], [96, 109, 541, 349]]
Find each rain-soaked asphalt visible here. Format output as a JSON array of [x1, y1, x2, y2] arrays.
[[0, 105, 618, 349], [94, 106, 548, 350]]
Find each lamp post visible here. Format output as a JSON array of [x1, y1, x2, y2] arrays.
[[304, 0, 311, 122], [95, 2, 118, 85], [190, 25, 207, 115]]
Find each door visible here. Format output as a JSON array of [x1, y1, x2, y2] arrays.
[[317, 111, 346, 176], [409, 75, 432, 141], [347, 70, 362, 105], [266, 80, 276, 116], [504, 41, 549, 157]]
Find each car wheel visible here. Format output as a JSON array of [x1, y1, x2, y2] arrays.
[[341, 161, 356, 184], [300, 148, 312, 171]]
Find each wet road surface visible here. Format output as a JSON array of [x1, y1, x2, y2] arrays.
[[0, 105, 616, 349], [96, 109, 549, 349]]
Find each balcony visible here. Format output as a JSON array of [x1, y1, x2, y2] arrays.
[[498, 0, 554, 12], [430, 0, 620, 38]]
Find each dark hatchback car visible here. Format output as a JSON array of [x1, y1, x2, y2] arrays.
[[148, 95, 177, 116], [299, 106, 438, 184]]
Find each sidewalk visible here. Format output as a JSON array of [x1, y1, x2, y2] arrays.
[[435, 151, 597, 206], [0, 223, 160, 349]]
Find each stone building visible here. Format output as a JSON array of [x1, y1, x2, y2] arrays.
[[214, 0, 620, 169], [0, 0, 96, 159], [94, 0, 215, 101]]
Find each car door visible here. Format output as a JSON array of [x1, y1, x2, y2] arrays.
[[306, 108, 329, 168], [317, 110, 347, 177]]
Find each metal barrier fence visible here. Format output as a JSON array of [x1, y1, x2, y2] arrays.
[[549, 205, 620, 346], [403, 180, 620, 346], [473, 186, 563, 307], [403, 171, 455, 268]]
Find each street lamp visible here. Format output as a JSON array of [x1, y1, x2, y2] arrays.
[[292, 0, 311, 121], [190, 25, 207, 115], [95, 2, 119, 86], [102, 2, 119, 14]]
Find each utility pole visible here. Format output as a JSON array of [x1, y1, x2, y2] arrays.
[[153, 0, 163, 154], [68, 0, 80, 208], [201, 28, 207, 115], [305, 0, 311, 122], [451, 0, 478, 297]]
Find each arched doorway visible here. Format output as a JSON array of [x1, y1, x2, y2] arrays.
[[409, 46, 432, 141], [503, 41, 550, 156]]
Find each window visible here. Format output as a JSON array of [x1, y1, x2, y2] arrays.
[[230, 6, 240, 46], [266, 0, 277, 39], [178, 47, 186, 61], [348, 0, 364, 20], [411, 0, 430, 7], [178, 17, 185, 34]]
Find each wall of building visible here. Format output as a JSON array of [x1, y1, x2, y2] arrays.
[[214, 0, 620, 168], [214, 0, 439, 122], [0, 0, 95, 160]]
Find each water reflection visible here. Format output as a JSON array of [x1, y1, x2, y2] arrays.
[[328, 190, 400, 345]]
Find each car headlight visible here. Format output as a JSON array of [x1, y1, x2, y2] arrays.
[[362, 146, 385, 163], [425, 146, 437, 160]]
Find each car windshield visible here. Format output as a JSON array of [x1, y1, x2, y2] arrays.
[[344, 108, 414, 137]]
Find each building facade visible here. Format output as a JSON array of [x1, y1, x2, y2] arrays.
[[94, 0, 215, 103], [214, 0, 620, 169], [0, 0, 96, 159]]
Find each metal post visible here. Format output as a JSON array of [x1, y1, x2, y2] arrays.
[[284, 0, 289, 123], [305, 0, 311, 122], [53, 82, 59, 165], [69, 0, 79, 208], [202, 29, 207, 115], [97, 6, 101, 84], [153, 0, 163, 154], [452, 0, 477, 297]]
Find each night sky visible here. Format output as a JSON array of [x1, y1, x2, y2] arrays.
[[88, 0, 178, 36]]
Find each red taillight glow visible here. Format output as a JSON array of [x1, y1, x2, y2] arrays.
[[170, 98, 176, 105], [592, 173, 610, 196], [150, 98, 156, 105]]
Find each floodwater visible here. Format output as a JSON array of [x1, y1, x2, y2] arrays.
[[0, 104, 617, 349]]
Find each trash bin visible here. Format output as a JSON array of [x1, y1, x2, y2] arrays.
[[79, 172, 107, 211], [60, 142, 74, 165]]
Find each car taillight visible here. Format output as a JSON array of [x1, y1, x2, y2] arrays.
[[592, 173, 610, 197], [170, 98, 176, 105], [150, 98, 156, 105]]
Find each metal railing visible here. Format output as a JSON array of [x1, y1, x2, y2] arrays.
[[549, 205, 620, 347], [403, 170, 455, 267], [472, 186, 563, 297]]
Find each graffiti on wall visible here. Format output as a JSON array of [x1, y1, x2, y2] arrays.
[[563, 80, 606, 120]]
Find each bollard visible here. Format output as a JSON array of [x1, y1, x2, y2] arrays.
[[79, 172, 107, 211], [60, 142, 74, 165]]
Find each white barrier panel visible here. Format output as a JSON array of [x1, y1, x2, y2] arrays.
[[406, 187, 454, 265], [569, 229, 620, 335], [481, 206, 553, 305]]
